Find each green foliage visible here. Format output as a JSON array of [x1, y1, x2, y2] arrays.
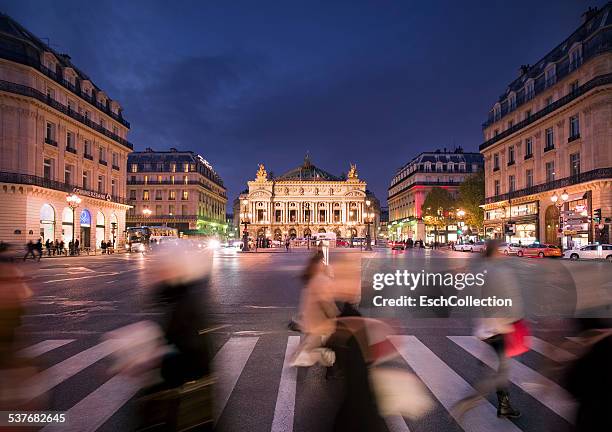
[[421, 187, 456, 227], [457, 171, 485, 229]]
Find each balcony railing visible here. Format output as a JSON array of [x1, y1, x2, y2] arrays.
[[126, 179, 227, 198], [127, 214, 199, 221], [99, 160, 108, 166], [482, 30, 612, 130], [480, 73, 612, 150], [485, 167, 612, 204], [388, 181, 463, 200], [44, 137, 57, 147], [544, 146, 555, 153], [568, 134, 581, 143], [0, 80, 133, 150], [0, 48, 130, 128], [84, 153, 93, 160], [524, 153, 533, 160], [0, 171, 129, 204], [112, 164, 120, 171], [66, 146, 77, 154]]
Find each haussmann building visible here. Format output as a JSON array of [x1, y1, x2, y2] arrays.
[[0, 13, 132, 250], [480, 5, 611, 248]]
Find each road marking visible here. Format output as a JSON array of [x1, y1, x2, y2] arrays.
[[24, 339, 124, 401], [40, 374, 141, 432], [105, 280, 118, 284], [390, 336, 522, 432], [213, 337, 258, 423], [271, 335, 300, 432], [17, 340, 75, 358], [449, 336, 576, 423], [43, 272, 121, 284], [527, 336, 577, 362], [385, 415, 411, 432]]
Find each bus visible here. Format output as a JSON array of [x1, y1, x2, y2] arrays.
[[125, 226, 179, 252], [148, 226, 179, 244]]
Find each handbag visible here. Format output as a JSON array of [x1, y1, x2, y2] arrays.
[[504, 319, 530, 357]]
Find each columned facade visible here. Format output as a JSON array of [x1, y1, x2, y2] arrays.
[[236, 158, 378, 241]]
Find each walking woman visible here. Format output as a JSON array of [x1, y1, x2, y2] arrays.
[[453, 240, 523, 420]]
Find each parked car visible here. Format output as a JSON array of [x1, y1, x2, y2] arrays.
[[564, 244, 612, 261], [454, 241, 486, 253], [517, 243, 562, 258], [497, 242, 524, 255], [388, 240, 405, 250]]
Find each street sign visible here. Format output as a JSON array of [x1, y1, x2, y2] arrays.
[[563, 230, 578, 235]]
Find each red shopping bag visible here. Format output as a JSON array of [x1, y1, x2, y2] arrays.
[[504, 320, 530, 357]]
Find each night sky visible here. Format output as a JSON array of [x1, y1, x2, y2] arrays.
[[3, 0, 606, 206]]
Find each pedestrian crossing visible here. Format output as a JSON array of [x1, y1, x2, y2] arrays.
[[13, 329, 583, 432]]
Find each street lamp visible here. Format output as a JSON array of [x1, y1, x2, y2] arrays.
[[240, 199, 251, 251], [349, 210, 355, 248], [551, 190, 569, 249], [457, 209, 466, 218], [66, 194, 81, 255], [364, 200, 373, 251]]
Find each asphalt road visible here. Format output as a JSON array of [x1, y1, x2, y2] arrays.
[[10, 246, 611, 432]]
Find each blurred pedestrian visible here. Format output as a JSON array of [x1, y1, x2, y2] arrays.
[[22, 240, 36, 261], [291, 248, 338, 367], [453, 240, 522, 420], [564, 318, 612, 431], [74, 238, 80, 255], [45, 239, 51, 256], [101, 240, 107, 254], [35, 239, 43, 260], [1, 242, 40, 413], [133, 243, 215, 431], [59, 240, 65, 255]]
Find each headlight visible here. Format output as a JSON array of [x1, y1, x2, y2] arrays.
[[138, 244, 145, 252], [208, 239, 220, 249]]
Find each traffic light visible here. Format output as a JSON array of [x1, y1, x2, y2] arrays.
[[593, 208, 602, 222]]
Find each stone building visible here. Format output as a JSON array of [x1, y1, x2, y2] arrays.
[[388, 149, 483, 243], [126, 148, 227, 234], [235, 156, 379, 241], [480, 5, 612, 248], [0, 13, 131, 249]]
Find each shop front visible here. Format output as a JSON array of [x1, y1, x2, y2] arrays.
[[485, 201, 539, 244]]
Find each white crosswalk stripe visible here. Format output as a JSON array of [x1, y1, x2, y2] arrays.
[[213, 336, 259, 423], [17, 339, 75, 358], [41, 374, 141, 432], [390, 335, 523, 432], [24, 339, 124, 402], [527, 336, 577, 362], [449, 336, 576, 423], [23, 332, 585, 431], [271, 335, 301, 432]]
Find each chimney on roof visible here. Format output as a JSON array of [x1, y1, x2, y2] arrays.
[[169, 147, 177, 152], [145, 147, 153, 152], [582, 6, 598, 23], [519, 64, 530, 77]]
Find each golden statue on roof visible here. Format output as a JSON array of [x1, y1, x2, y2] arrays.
[[347, 163, 358, 179], [256, 163, 268, 181]]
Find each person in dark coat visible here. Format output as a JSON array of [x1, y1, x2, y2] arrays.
[[23, 241, 35, 261], [565, 319, 612, 431]]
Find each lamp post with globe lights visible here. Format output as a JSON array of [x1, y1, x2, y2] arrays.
[[348, 210, 355, 248], [240, 199, 251, 251], [551, 190, 569, 249], [364, 200, 375, 251], [66, 194, 81, 255]]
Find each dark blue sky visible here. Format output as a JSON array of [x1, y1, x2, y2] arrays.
[[3, 0, 605, 205]]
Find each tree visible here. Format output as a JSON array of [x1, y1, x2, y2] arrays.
[[457, 171, 485, 232], [421, 187, 456, 241]]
